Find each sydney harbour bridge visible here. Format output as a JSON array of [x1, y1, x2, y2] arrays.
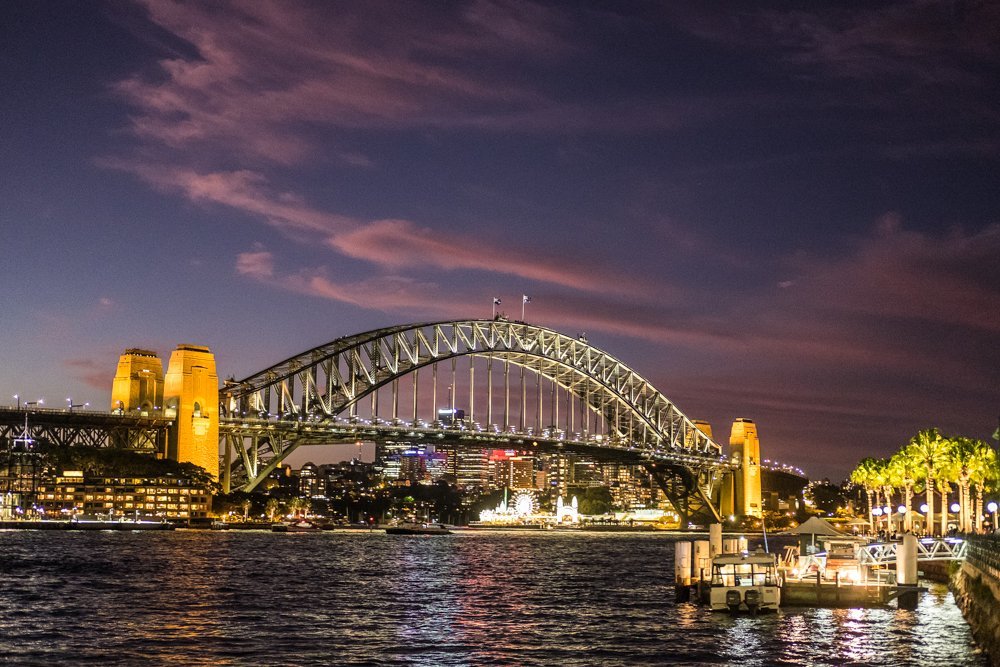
[[2, 319, 738, 526], [218, 320, 734, 525]]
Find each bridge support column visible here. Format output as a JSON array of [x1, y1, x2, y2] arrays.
[[164, 345, 219, 481], [221, 434, 232, 494], [728, 419, 763, 519], [647, 464, 722, 529]]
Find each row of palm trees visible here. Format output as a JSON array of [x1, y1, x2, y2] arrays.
[[849, 428, 998, 535]]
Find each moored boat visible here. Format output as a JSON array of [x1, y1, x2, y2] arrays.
[[709, 549, 781, 614], [384, 523, 452, 535], [272, 519, 322, 532], [69, 515, 175, 531]]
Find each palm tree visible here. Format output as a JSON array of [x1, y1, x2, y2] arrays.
[[909, 428, 949, 536], [888, 447, 920, 532], [265, 497, 281, 522], [947, 437, 978, 532], [968, 439, 996, 533], [849, 458, 880, 532], [870, 458, 894, 533]]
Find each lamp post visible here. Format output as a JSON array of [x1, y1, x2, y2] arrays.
[[949, 502, 961, 535], [13, 394, 19, 410], [66, 398, 89, 413], [988, 501, 998, 534]]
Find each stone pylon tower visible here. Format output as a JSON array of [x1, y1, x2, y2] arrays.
[[163, 345, 219, 481], [728, 418, 763, 518], [692, 420, 737, 517], [691, 420, 713, 440], [110, 349, 164, 415]]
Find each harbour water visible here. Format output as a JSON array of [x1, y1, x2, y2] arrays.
[[0, 530, 986, 666]]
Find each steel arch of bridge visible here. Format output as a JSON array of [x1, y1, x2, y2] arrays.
[[221, 319, 729, 522]]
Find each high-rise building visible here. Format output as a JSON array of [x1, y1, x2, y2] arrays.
[[299, 462, 322, 497], [375, 441, 416, 480], [488, 450, 538, 490]]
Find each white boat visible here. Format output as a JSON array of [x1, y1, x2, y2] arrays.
[[709, 549, 781, 614], [272, 519, 322, 532]]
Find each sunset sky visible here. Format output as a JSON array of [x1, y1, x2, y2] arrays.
[[2, 1, 998, 480]]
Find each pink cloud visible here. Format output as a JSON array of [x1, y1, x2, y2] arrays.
[[63, 358, 113, 392], [112, 0, 716, 167], [235, 248, 275, 280], [107, 160, 648, 298], [787, 214, 1000, 334], [330, 219, 646, 296]]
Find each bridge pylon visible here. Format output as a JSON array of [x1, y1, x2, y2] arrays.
[[719, 418, 762, 519], [164, 345, 219, 480]]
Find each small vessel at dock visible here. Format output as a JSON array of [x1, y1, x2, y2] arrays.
[[384, 523, 452, 535], [272, 519, 322, 532], [708, 549, 781, 614]]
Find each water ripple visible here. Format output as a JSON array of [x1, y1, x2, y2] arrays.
[[0, 531, 986, 666]]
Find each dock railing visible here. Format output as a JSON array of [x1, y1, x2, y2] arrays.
[[966, 534, 1000, 580], [857, 537, 967, 567]]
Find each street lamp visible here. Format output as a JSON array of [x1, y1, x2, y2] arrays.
[[66, 398, 89, 413], [13, 394, 19, 409], [988, 501, 998, 533]]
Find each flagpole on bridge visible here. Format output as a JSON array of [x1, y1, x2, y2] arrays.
[[522, 294, 531, 321], [492, 297, 501, 319]]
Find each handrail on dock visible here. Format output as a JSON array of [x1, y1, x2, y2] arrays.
[[858, 537, 967, 566]]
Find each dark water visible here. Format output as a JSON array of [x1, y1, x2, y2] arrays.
[[0, 531, 986, 666]]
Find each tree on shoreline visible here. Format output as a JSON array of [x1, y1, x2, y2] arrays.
[[909, 428, 949, 536]]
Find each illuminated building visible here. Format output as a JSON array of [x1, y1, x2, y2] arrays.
[[163, 344, 219, 480], [453, 448, 488, 489], [555, 495, 579, 523], [375, 442, 448, 484], [0, 437, 43, 518], [299, 462, 321, 497], [488, 451, 538, 490], [375, 441, 416, 479], [35, 472, 211, 519], [601, 463, 658, 509]]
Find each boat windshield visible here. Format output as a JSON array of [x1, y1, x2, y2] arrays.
[[711, 562, 777, 587]]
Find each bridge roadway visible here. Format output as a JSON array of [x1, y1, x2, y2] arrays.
[[0, 407, 169, 452]]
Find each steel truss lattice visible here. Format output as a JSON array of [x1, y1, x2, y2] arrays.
[[221, 320, 730, 521]]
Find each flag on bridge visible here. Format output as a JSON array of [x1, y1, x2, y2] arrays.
[[522, 295, 531, 304], [493, 297, 501, 305]]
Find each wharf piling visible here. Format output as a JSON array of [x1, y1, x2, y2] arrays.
[[674, 541, 692, 601]]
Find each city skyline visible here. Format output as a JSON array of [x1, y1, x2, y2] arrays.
[[2, 1, 998, 481]]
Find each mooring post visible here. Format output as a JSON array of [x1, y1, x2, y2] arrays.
[[710, 523, 723, 558], [896, 533, 919, 610], [675, 541, 692, 602], [694, 540, 710, 602]]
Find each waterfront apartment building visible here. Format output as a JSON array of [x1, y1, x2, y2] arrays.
[[35, 472, 211, 519]]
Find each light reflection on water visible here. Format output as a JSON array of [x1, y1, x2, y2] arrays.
[[0, 531, 987, 666]]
